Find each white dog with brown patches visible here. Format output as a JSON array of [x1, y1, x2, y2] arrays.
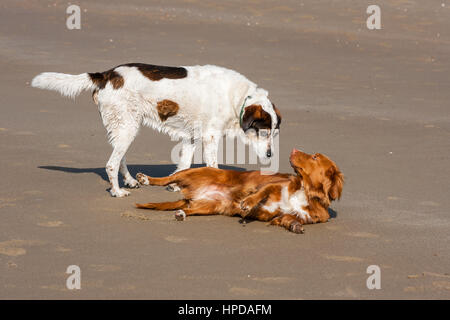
[[32, 64, 281, 197]]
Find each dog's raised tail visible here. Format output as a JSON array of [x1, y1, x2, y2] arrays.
[[31, 72, 97, 99]]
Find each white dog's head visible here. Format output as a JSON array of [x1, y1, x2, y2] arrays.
[[240, 90, 281, 161]]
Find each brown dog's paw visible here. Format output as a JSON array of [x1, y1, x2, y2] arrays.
[[289, 221, 305, 234], [136, 173, 149, 186], [240, 197, 257, 212], [175, 210, 186, 221]]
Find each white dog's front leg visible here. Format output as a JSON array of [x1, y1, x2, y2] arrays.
[[203, 134, 220, 168], [176, 140, 196, 172], [167, 140, 196, 192]]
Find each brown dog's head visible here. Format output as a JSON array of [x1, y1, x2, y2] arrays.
[[289, 148, 344, 207]]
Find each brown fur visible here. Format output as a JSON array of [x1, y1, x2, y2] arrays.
[[88, 70, 124, 89], [241, 104, 282, 132], [88, 63, 186, 98], [92, 89, 99, 104], [122, 63, 187, 81], [135, 149, 343, 234], [273, 103, 282, 129], [156, 100, 180, 121]]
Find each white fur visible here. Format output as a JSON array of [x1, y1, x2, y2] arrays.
[[31, 64, 278, 197], [262, 185, 312, 223], [194, 185, 229, 201], [31, 72, 95, 99], [175, 210, 186, 221]]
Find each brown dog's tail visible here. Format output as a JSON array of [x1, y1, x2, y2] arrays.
[[135, 199, 188, 211]]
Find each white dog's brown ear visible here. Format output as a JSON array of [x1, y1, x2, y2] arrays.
[[272, 103, 281, 129], [241, 104, 272, 132], [241, 109, 255, 132]]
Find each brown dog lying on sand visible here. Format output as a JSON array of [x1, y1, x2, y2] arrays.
[[135, 149, 344, 234]]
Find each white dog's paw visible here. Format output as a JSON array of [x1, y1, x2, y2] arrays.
[[136, 173, 149, 186], [175, 210, 186, 221], [110, 188, 131, 198], [166, 183, 181, 192], [124, 178, 140, 189]]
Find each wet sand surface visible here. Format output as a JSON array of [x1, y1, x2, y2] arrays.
[[0, 0, 449, 298]]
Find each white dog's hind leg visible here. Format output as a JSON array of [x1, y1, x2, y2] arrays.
[[120, 156, 139, 188], [106, 149, 129, 198], [106, 128, 138, 197]]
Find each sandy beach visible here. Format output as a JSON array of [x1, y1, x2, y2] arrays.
[[0, 0, 449, 298]]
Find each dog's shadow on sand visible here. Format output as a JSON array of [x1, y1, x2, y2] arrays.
[[38, 163, 246, 187], [38, 163, 338, 222]]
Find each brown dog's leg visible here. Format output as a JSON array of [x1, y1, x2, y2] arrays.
[[270, 214, 304, 234], [239, 185, 282, 215], [250, 208, 281, 222], [181, 200, 220, 216], [135, 199, 188, 210], [173, 200, 221, 221], [182, 208, 217, 216], [136, 199, 219, 221], [136, 172, 182, 186]]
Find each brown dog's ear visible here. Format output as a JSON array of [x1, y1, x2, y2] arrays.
[[327, 167, 344, 201], [298, 167, 330, 207], [272, 103, 281, 130]]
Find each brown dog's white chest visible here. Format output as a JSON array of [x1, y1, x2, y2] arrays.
[[263, 186, 312, 223]]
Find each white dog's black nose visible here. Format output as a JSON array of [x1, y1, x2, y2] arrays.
[[266, 149, 272, 158]]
